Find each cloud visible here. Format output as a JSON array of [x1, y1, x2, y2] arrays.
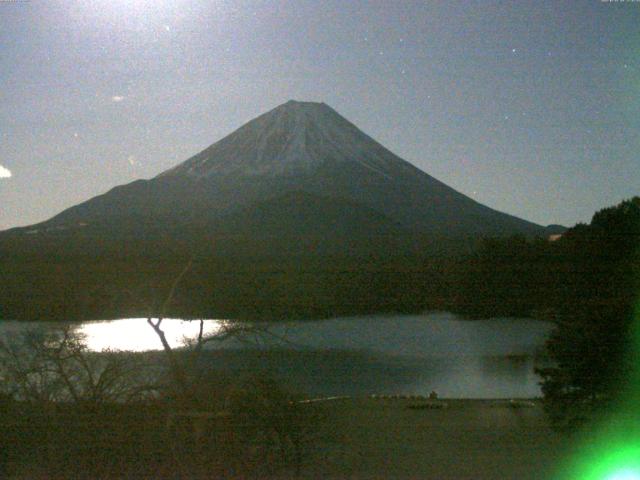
[[0, 164, 12, 178], [112, 95, 125, 102]]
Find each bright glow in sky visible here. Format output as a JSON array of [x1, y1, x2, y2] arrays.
[[0, 165, 11, 178]]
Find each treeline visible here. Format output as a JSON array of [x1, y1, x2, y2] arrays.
[[1, 198, 637, 326], [454, 197, 640, 320], [0, 254, 454, 322], [0, 227, 576, 322], [0, 229, 462, 321]]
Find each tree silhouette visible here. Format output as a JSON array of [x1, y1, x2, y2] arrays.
[[536, 197, 640, 430], [0, 325, 148, 407]]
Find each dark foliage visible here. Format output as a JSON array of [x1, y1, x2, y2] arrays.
[[535, 197, 640, 430], [451, 235, 564, 318], [0, 228, 464, 321]]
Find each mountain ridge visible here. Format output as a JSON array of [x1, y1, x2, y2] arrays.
[[5, 100, 551, 238]]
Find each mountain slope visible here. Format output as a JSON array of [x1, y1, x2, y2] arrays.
[[13, 100, 546, 239]]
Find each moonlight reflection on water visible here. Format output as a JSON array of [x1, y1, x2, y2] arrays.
[[78, 318, 223, 352]]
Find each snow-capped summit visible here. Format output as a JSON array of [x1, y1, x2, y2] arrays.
[[160, 100, 404, 180]]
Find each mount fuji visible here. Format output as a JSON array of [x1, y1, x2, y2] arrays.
[[10, 100, 548, 239]]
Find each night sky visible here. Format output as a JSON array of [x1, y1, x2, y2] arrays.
[[1, 0, 638, 230]]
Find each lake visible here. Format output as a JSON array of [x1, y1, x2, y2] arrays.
[[0, 312, 553, 399]]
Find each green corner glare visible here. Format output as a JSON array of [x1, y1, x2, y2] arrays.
[[563, 442, 640, 480], [606, 469, 640, 480]]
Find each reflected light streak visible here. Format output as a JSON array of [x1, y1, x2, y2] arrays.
[[79, 318, 223, 352]]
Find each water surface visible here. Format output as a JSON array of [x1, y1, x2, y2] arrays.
[[0, 312, 553, 398]]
